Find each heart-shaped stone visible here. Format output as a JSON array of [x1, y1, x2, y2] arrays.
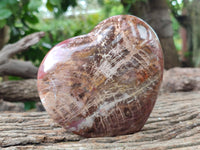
[[37, 15, 164, 138]]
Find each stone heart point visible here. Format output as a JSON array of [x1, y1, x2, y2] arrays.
[[37, 15, 164, 138]]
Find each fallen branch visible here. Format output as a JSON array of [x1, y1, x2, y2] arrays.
[[0, 79, 39, 102], [0, 32, 45, 78], [0, 59, 38, 78]]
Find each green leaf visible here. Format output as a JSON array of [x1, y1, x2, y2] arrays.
[[6, 0, 18, 5], [14, 21, 23, 28], [0, 19, 6, 28], [0, 1, 7, 9], [60, 0, 77, 12], [46, 0, 54, 11], [24, 101, 36, 110], [0, 9, 12, 20], [49, 0, 61, 6], [24, 13, 39, 24], [28, 0, 42, 11]]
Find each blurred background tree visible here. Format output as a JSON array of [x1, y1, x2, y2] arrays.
[[168, 0, 200, 67], [121, 0, 180, 69]]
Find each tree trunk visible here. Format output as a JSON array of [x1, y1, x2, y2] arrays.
[[0, 26, 10, 50], [121, 0, 180, 69], [175, 0, 200, 67], [189, 0, 200, 67], [0, 91, 199, 149]]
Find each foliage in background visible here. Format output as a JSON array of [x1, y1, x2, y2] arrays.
[[167, 0, 184, 52], [31, 0, 125, 66], [98, 0, 124, 17], [24, 101, 36, 111], [46, 0, 77, 18], [171, 15, 182, 52], [168, 0, 200, 67], [0, 0, 78, 66], [0, 0, 41, 42], [167, 0, 184, 17], [0, 0, 78, 42], [31, 13, 105, 66]]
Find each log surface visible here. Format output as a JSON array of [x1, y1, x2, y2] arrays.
[[0, 91, 200, 150], [0, 79, 39, 102]]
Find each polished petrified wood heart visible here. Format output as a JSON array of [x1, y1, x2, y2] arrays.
[[37, 15, 164, 138]]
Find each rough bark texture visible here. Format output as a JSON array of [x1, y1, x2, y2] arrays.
[[0, 32, 45, 78], [0, 79, 39, 102], [0, 91, 199, 149], [121, 0, 180, 69]]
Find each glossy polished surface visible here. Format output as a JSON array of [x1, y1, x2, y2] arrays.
[[37, 15, 164, 138]]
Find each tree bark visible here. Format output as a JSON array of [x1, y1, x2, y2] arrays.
[[173, 0, 200, 67], [189, 0, 200, 67], [0, 26, 10, 50], [0, 79, 39, 102], [0, 59, 38, 78], [0, 32, 45, 78], [121, 0, 180, 69], [0, 91, 199, 149]]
